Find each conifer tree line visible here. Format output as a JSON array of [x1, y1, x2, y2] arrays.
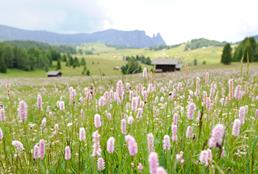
[[221, 37, 258, 64], [0, 41, 75, 73]]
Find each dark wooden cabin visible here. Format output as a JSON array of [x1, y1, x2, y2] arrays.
[[47, 71, 62, 77], [152, 58, 181, 72]]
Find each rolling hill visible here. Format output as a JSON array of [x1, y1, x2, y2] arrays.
[[0, 24, 166, 48], [185, 38, 226, 50]]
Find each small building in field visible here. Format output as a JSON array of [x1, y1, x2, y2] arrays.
[[175, 63, 182, 71], [47, 71, 62, 77], [152, 58, 182, 72], [113, 66, 121, 70]]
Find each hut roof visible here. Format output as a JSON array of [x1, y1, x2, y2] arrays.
[[176, 64, 182, 68], [47, 71, 61, 76], [152, 58, 179, 65]]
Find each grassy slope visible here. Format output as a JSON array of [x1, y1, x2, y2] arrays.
[[79, 43, 222, 63], [0, 43, 240, 78]]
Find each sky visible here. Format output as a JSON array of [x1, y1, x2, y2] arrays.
[[0, 0, 258, 44]]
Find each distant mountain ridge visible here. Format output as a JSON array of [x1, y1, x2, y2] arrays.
[[0, 25, 166, 48]]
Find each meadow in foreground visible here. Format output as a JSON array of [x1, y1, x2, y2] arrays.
[[0, 69, 257, 174]]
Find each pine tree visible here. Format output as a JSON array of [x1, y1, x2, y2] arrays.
[[62, 54, 67, 62], [233, 37, 257, 62], [193, 59, 198, 66], [0, 56, 7, 73], [80, 58, 86, 66], [69, 56, 74, 67], [74, 57, 80, 67], [221, 43, 232, 65], [82, 64, 87, 75], [86, 70, 91, 76], [56, 59, 61, 70]]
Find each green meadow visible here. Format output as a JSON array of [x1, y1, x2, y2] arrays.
[[0, 43, 227, 78]]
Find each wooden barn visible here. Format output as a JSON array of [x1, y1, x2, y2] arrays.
[[47, 71, 62, 77], [152, 58, 181, 72]]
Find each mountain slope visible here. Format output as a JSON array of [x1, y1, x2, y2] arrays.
[[0, 25, 166, 48]]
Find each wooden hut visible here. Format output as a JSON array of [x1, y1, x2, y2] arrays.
[[152, 58, 181, 72], [47, 71, 62, 77]]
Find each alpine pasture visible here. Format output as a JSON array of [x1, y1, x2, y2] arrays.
[[0, 43, 223, 78]]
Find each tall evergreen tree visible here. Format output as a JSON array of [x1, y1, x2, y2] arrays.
[[80, 58, 86, 66], [56, 59, 62, 70], [82, 64, 87, 75], [221, 43, 232, 65], [62, 54, 67, 62], [74, 57, 80, 67], [0, 56, 7, 73], [69, 56, 74, 67], [233, 37, 257, 62]]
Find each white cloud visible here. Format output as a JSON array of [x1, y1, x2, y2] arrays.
[[102, 0, 258, 44], [0, 0, 108, 33]]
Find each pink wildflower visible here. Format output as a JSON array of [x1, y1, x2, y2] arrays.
[[228, 79, 234, 100], [187, 102, 196, 120], [107, 137, 115, 154], [94, 114, 102, 128], [239, 106, 246, 124], [33, 144, 39, 159], [148, 152, 159, 174], [137, 163, 143, 172], [0, 128, 3, 141], [208, 124, 225, 148], [173, 113, 179, 125], [232, 119, 241, 137], [97, 157, 105, 171], [37, 94, 43, 111], [162, 135, 171, 151], [125, 135, 138, 156], [157, 167, 167, 174], [147, 133, 155, 153], [176, 151, 184, 164], [39, 139, 45, 159], [234, 85, 242, 100], [171, 124, 177, 142], [58, 100, 65, 110], [18, 100, 28, 121], [0, 108, 6, 121], [12, 140, 24, 152], [65, 146, 71, 160], [121, 118, 127, 134], [92, 130, 102, 157], [199, 149, 212, 166], [186, 126, 193, 139], [116, 80, 125, 100], [79, 127, 86, 141]]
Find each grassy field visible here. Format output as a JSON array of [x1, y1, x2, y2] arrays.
[[78, 43, 223, 63], [1, 61, 258, 78], [0, 66, 257, 173], [0, 43, 251, 78]]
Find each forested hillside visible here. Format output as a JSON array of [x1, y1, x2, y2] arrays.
[[0, 41, 75, 73]]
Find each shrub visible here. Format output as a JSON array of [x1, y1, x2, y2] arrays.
[[121, 59, 142, 74], [193, 59, 198, 66]]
